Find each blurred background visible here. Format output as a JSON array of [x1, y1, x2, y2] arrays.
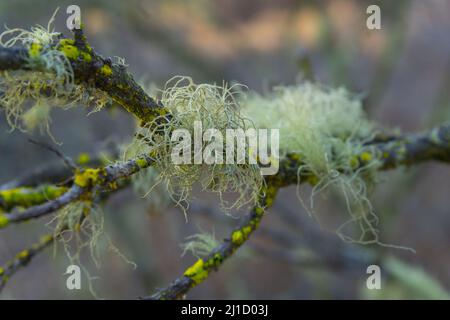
[[0, 0, 449, 299]]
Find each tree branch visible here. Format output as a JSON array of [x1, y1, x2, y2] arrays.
[[0, 233, 54, 291], [0, 185, 68, 211], [0, 154, 154, 228], [145, 185, 279, 300], [0, 28, 169, 124], [144, 122, 450, 299]]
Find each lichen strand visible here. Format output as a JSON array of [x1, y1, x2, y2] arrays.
[[181, 233, 219, 258], [0, 185, 67, 211]]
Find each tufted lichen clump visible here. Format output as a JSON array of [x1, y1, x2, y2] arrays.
[[126, 76, 264, 216], [241, 83, 382, 243], [181, 232, 219, 258], [74, 168, 105, 188], [0, 11, 111, 138], [125, 78, 383, 243]]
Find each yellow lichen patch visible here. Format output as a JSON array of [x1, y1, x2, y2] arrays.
[[28, 42, 42, 59], [58, 37, 94, 62], [0, 214, 9, 228], [107, 181, 118, 190], [77, 152, 90, 165], [0, 185, 67, 210], [360, 152, 372, 162], [40, 234, 53, 244], [80, 51, 92, 62], [100, 64, 112, 77], [255, 206, 264, 215], [135, 157, 148, 168], [74, 168, 103, 188], [58, 38, 75, 46], [231, 225, 254, 246], [59, 44, 79, 60], [204, 253, 223, 269], [266, 185, 278, 197], [184, 259, 209, 285], [242, 226, 252, 236], [85, 43, 93, 53], [16, 250, 29, 260], [128, 77, 263, 214], [0, 267, 4, 275], [349, 156, 360, 169], [231, 230, 245, 245]]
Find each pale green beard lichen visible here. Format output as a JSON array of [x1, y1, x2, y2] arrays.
[[126, 77, 263, 216], [49, 201, 105, 269], [0, 9, 60, 48], [127, 79, 382, 244], [21, 102, 52, 133], [0, 10, 111, 136], [132, 166, 172, 212], [48, 200, 135, 297], [241, 83, 381, 244], [181, 231, 219, 259], [241, 83, 374, 160]]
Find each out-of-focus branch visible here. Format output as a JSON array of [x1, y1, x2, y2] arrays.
[[0, 154, 154, 228], [0, 182, 130, 293], [0, 185, 67, 211], [0, 233, 54, 291], [146, 185, 279, 300], [375, 123, 450, 169], [0, 149, 117, 190]]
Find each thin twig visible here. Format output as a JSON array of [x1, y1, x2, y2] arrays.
[[28, 138, 78, 171]]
